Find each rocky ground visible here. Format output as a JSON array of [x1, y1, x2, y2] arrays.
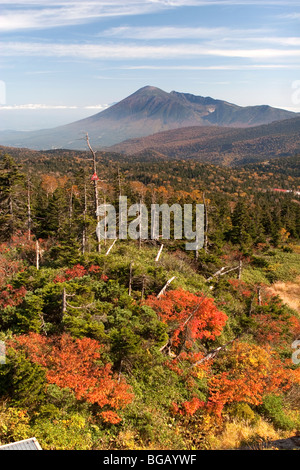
[[240, 435, 300, 450]]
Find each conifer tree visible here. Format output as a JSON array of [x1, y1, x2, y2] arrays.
[[0, 154, 26, 240]]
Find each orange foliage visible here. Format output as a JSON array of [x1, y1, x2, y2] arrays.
[[207, 341, 293, 417], [11, 333, 133, 423], [0, 284, 27, 308], [41, 174, 58, 195], [171, 397, 205, 416], [145, 289, 228, 350], [53, 264, 108, 283], [254, 313, 300, 348]]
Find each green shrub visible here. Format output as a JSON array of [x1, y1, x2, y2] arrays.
[[226, 402, 257, 424], [257, 394, 295, 431]]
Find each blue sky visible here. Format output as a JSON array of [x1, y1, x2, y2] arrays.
[[0, 0, 300, 130]]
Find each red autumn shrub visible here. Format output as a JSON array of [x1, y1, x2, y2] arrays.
[[11, 333, 134, 423], [145, 289, 228, 350]]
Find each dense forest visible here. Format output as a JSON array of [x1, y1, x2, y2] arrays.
[[0, 147, 299, 450]]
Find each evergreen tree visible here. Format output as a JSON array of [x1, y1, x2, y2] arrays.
[[229, 200, 255, 249], [0, 154, 26, 240]]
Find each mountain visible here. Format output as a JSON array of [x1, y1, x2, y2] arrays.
[[109, 115, 300, 166], [0, 86, 297, 150]]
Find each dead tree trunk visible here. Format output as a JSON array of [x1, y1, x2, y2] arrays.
[[62, 287, 67, 315], [82, 181, 87, 255], [206, 265, 239, 282], [238, 258, 243, 280], [36, 240, 40, 270], [203, 192, 209, 254], [157, 276, 176, 299], [139, 198, 142, 249], [27, 173, 32, 241], [106, 238, 117, 256], [141, 274, 146, 300], [128, 261, 134, 296], [86, 133, 100, 253], [155, 244, 163, 262], [189, 336, 239, 369], [257, 285, 262, 306]]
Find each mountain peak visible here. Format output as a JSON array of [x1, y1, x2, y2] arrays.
[[130, 85, 170, 98], [0, 86, 297, 150], [137, 85, 163, 92]]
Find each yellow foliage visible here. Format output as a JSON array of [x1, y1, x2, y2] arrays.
[[207, 417, 288, 450], [0, 406, 31, 445]]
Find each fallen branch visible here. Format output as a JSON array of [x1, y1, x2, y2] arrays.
[[157, 276, 176, 299], [189, 336, 240, 369], [206, 265, 239, 282], [65, 301, 95, 310], [128, 261, 134, 296]]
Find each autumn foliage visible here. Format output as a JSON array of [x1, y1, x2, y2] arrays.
[[0, 284, 27, 308], [53, 264, 108, 283], [145, 289, 228, 350], [10, 333, 134, 423], [207, 341, 294, 417]]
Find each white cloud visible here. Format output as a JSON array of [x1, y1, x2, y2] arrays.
[[0, 1, 172, 32], [248, 37, 300, 46], [102, 25, 271, 40], [1, 41, 300, 60], [280, 12, 300, 19], [84, 104, 110, 109], [0, 104, 78, 110], [102, 26, 230, 39], [123, 64, 300, 69], [1, 1, 299, 32], [0, 103, 111, 111], [101, 25, 300, 48]]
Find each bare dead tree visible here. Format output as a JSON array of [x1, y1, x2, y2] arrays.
[[155, 244, 164, 262], [206, 264, 240, 282], [238, 258, 243, 280], [106, 238, 117, 255], [62, 287, 67, 314], [203, 191, 209, 254], [189, 336, 240, 369], [141, 274, 146, 300], [157, 276, 176, 299], [128, 261, 134, 296], [38, 312, 47, 335], [62, 287, 95, 318], [86, 133, 101, 252], [139, 198, 143, 249], [27, 173, 32, 241], [36, 240, 40, 270], [82, 181, 87, 255], [257, 285, 262, 306]]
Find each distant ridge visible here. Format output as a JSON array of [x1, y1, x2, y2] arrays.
[[109, 115, 300, 166], [0, 86, 297, 150]]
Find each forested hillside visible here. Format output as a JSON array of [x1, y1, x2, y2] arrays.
[[0, 148, 299, 450], [109, 116, 300, 166]]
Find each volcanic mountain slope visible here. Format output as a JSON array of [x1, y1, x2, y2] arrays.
[[109, 115, 300, 166], [0, 86, 297, 150]]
